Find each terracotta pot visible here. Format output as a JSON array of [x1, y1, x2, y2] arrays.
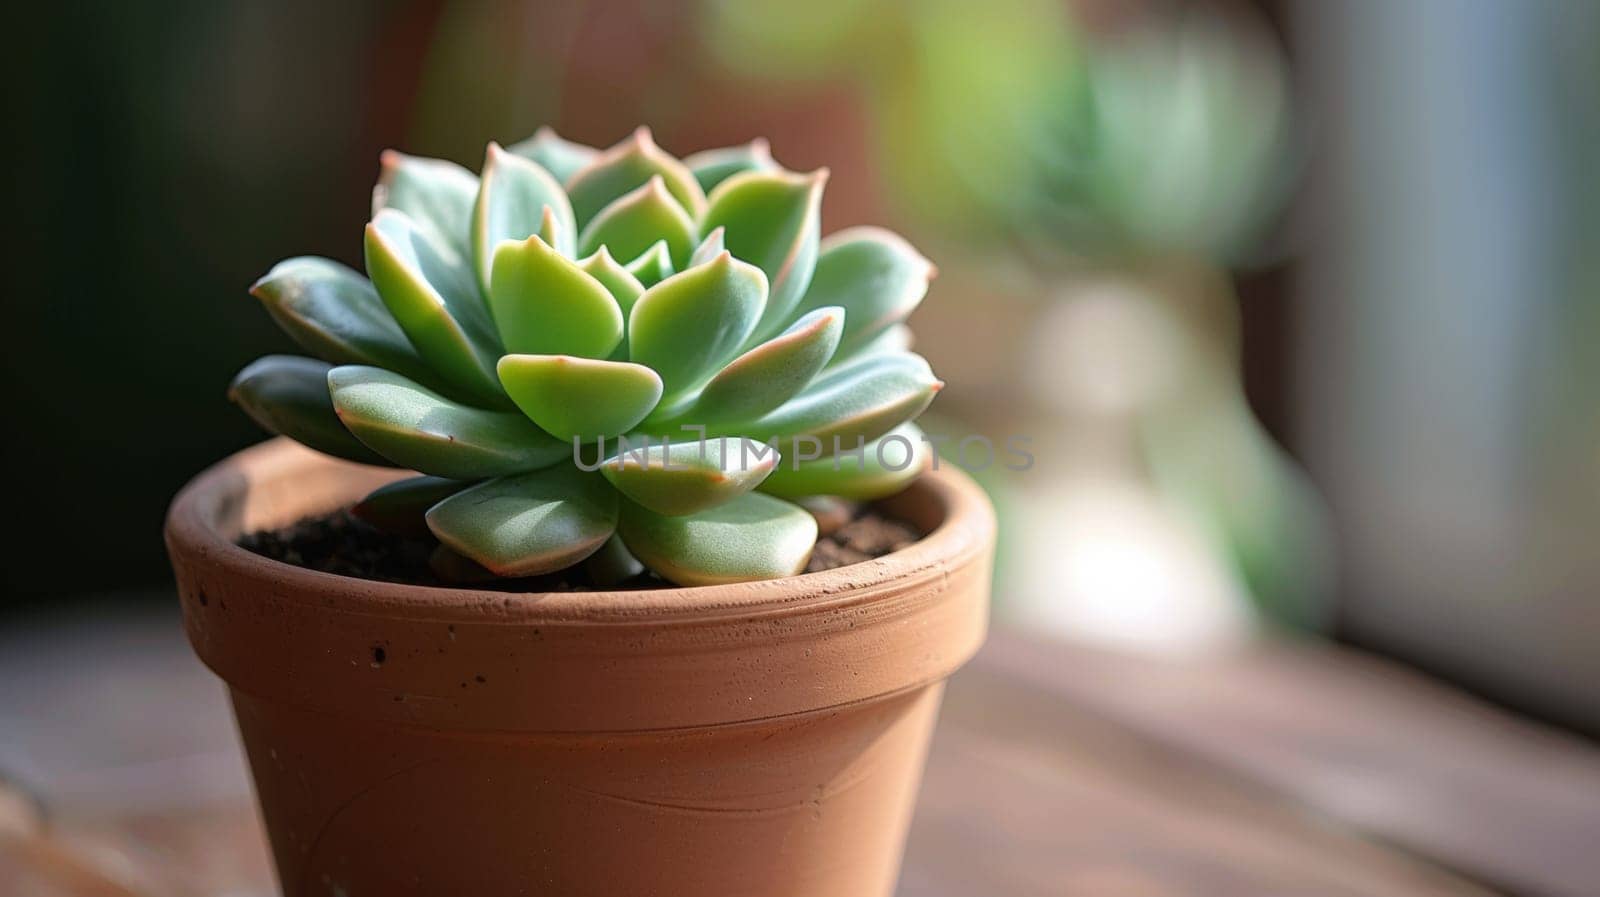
[[165, 438, 994, 897]]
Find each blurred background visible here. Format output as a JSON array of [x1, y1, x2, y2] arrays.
[[2, 0, 1597, 735]]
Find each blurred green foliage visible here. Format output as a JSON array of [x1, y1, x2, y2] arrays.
[[1030, 15, 1292, 266], [706, 0, 1323, 630], [706, 0, 1082, 236], [705, 1, 1292, 267]]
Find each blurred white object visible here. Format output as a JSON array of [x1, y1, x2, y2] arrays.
[[1007, 277, 1269, 655], [1011, 470, 1256, 655]]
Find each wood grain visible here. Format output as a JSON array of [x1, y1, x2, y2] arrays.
[[900, 662, 1494, 897], [973, 632, 1600, 897], [4, 611, 1594, 896]]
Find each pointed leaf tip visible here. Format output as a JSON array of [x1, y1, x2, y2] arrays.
[[229, 355, 393, 466], [364, 210, 505, 405], [742, 352, 941, 447], [621, 240, 677, 287], [690, 226, 727, 268], [577, 174, 698, 270], [249, 256, 438, 387], [672, 305, 844, 425], [372, 151, 479, 264], [473, 142, 576, 293], [629, 251, 767, 402], [799, 226, 935, 364], [701, 168, 825, 346], [684, 138, 780, 193], [507, 127, 599, 183], [565, 129, 707, 228]]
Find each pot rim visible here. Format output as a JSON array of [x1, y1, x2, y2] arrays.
[[167, 438, 996, 730], [166, 438, 994, 626]]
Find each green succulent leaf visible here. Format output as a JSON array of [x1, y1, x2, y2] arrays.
[[760, 423, 928, 500], [497, 354, 663, 442], [577, 175, 698, 270], [365, 209, 505, 405], [622, 240, 676, 286], [831, 322, 913, 367], [507, 127, 598, 183], [239, 128, 943, 585], [536, 205, 569, 250], [487, 235, 624, 358], [373, 151, 478, 263], [629, 252, 767, 403], [426, 466, 618, 577], [578, 248, 647, 360], [601, 436, 776, 516], [584, 533, 645, 586], [229, 356, 393, 466], [472, 142, 576, 293], [743, 352, 942, 447], [680, 306, 843, 424], [350, 475, 469, 538], [701, 169, 825, 344], [690, 226, 726, 268], [565, 127, 708, 228], [328, 365, 567, 479], [617, 491, 817, 586], [792, 227, 934, 358], [577, 247, 647, 314], [250, 257, 436, 386], [683, 139, 777, 193]]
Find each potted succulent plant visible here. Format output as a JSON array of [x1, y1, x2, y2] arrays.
[[165, 126, 994, 896]]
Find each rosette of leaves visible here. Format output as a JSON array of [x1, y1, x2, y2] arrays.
[[230, 127, 941, 586]]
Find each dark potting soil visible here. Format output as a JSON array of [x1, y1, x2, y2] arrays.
[[238, 505, 923, 592]]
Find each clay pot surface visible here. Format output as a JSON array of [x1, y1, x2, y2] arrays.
[[166, 438, 994, 897]]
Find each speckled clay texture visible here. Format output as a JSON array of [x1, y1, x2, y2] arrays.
[[166, 439, 994, 897]]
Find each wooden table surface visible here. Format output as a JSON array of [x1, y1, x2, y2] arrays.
[[2, 604, 1597, 897]]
